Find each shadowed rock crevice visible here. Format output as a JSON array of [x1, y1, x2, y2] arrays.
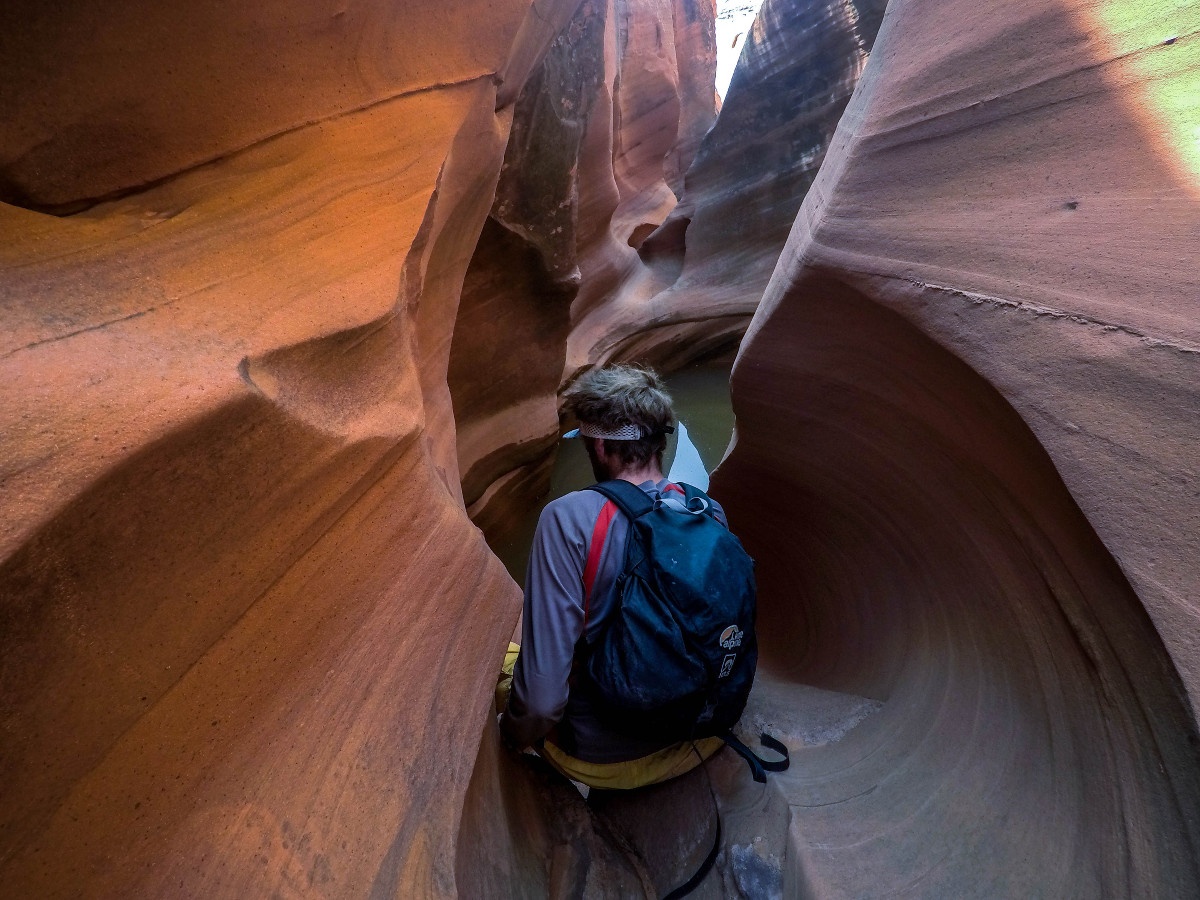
[[491, 0, 609, 283], [455, 722, 658, 897], [450, 217, 575, 511], [448, 212, 575, 580]]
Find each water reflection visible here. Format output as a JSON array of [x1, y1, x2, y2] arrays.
[[667, 421, 709, 490]]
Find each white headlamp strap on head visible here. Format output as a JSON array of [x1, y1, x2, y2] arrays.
[[578, 421, 645, 440]]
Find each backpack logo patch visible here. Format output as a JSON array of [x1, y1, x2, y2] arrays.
[[719, 625, 743, 650], [719, 653, 737, 679]]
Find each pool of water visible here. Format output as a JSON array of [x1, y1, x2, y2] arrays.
[[496, 360, 736, 585]]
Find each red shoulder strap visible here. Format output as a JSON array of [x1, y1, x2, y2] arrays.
[[582, 500, 618, 627]]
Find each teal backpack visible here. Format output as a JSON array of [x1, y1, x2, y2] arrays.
[[582, 480, 758, 742]]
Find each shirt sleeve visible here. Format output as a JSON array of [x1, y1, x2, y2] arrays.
[[499, 498, 587, 749]]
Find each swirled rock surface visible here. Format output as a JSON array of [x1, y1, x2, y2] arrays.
[[715, 0, 1200, 894], [7, 0, 1200, 895]]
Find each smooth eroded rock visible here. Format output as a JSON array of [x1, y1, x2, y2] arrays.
[[715, 0, 1200, 893], [0, 2, 594, 895]]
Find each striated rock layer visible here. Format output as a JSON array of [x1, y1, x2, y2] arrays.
[[0, 1, 557, 215], [716, 0, 1200, 894]]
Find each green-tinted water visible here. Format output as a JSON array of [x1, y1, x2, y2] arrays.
[[495, 360, 736, 586]]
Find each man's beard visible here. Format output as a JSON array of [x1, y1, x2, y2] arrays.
[[584, 439, 619, 482]]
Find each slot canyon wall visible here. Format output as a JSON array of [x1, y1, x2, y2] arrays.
[[0, 0, 625, 895], [449, 0, 724, 545], [715, 0, 1200, 895]]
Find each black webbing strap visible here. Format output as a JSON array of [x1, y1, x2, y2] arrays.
[[661, 733, 790, 898], [721, 731, 790, 783], [662, 813, 721, 900], [661, 743, 724, 900]]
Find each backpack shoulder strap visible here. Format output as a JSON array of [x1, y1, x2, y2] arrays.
[[586, 480, 655, 519]]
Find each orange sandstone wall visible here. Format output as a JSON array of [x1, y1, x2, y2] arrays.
[[0, 2, 545, 214], [0, 1, 590, 896], [716, 0, 1200, 894], [12, 0, 1199, 894]]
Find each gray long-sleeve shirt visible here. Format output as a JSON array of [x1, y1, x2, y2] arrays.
[[500, 478, 727, 763]]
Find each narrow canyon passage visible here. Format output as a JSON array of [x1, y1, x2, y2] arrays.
[[456, 281, 1200, 897], [3, 0, 1200, 896], [454, 354, 892, 896]]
